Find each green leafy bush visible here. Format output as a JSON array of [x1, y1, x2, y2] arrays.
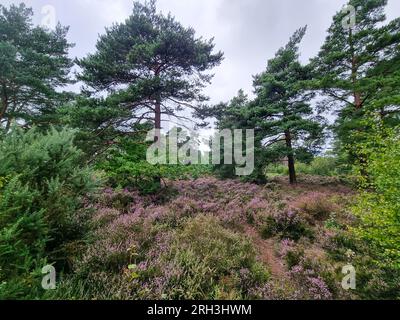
[[265, 163, 288, 178], [97, 136, 212, 194], [0, 126, 98, 299], [352, 124, 400, 272], [298, 157, 338, 176], [266, 157, 339, 178]]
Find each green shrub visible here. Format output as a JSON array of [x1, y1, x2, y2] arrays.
[[302, 157, 337, 176], [96, 136, 212, 194], [265, 157, 339, 178], [261, 211, 314, 241], [352, 124, 400, 267], [0, 126, 98, 299], [285, 248, 304, 269], [161, 216, 270, 300], [261, 216, 279, 239], [349, 123, 400, 298], [293, 193, 336, 223], [265, 163, 288, 178]]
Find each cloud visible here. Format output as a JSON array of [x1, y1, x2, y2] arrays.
[[76, 0, 131, 24]]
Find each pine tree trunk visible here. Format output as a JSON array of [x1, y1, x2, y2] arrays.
[[349, 29, 362, 109], [153, 67, 163, 189], [154, 98, 161, 132], [153, 96, 162, 188], [349, 29, 369, 178], [0, 84, 8, 123], [154, 66, 162, 133], [285, 130, 297, 184]]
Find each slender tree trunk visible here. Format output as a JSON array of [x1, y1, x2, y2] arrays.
[[5, 117, 12, 132], [285, 130, 297, 184], [153, 95, 163, 188], [352, 58, 362, 109], [348, 29, 370, 178], [0, 84, 8, 124], [349, 29, 362, 109], [153, 67, 162, 134], [154, 98, 161, 132]]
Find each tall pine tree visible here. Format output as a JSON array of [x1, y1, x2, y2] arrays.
[[206, 90, 269, 183], [252, 27, 323, 184], [77, 0, 223, 137], [310, 0, 400, 161], [0, 3, 74, 130]]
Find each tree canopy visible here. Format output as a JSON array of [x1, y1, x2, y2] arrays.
[[77, 0, 223, 137], [0, 3, 74, 130], [310, 0, 400, 161]]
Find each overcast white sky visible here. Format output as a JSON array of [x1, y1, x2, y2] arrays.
[[3, 0, 399, 105]]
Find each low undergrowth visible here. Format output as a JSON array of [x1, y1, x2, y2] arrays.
[[43, 176, 390, 300]]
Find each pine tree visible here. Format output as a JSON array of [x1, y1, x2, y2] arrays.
[[0, 3, 74, 130], [208, 90, 269, 183], [77, 0, 223, 136], [310, 0, 400, 160], [252, 27, 323, 184]]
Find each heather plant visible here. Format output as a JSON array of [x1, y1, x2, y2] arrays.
[[261, 210, 313, 241], [43, 174, 370, 301], [292, 192, 337, 223], [284, 246, 349, 300], [279, 239, 304, 269], [51, 188, 273, 300], [288, 264, 333, 300], [147, 216, 270, 299]]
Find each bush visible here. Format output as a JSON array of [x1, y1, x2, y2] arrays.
[[0, 126, 98, 299], [157, 216, 270, 299], [349, 124, 400, 298], [261, 210, 314, 241], [97, 135, 212, 194], [292, 192, 336, 223], [300, 157, 337, 176], [265, 157, 339, 178], [352, 125, 400, 270], [265, 163, 288, 178]]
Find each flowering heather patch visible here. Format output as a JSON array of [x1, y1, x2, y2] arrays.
[[52, 177, 355, 300], [279, 239, 296, 259], [261, 208, 313, 241], [170, 178, 275, 228], [288, 264, 333, 300], [291, 192, 337, 222], [57, 179, 276, 299]]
